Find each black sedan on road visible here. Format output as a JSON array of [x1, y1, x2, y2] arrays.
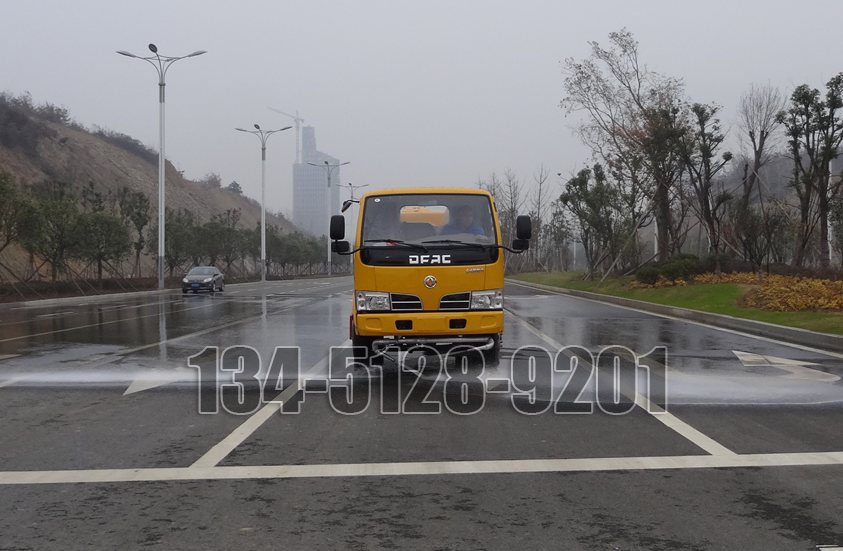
[[182, 266, 225, 293]]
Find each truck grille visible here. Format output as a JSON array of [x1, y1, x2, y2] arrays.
[[390, 293, 422, 311], [439, 292, 470, 310]]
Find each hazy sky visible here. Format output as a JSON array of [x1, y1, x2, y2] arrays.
[[3, 0, 843, 219]]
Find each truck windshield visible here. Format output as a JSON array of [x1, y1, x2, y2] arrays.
[[359, 193, 499, 266], [361, 194, 496, 245]]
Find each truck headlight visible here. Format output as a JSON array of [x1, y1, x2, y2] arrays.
[[470, 289, 503, 310], [356, 291, 391, 311]]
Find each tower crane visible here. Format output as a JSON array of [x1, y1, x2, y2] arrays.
[[268, 107, 304, 163]]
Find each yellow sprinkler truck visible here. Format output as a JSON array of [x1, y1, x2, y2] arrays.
[[330, 187, 532, 365]]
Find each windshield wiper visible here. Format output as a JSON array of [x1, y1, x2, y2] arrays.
[[363, 239, 428, 252], [420, 239, 489, 248]]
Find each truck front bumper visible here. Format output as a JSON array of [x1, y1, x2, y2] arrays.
[[370, 335, 496, 353], [355, 310, 503, 337]]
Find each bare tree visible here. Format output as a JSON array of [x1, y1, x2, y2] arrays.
[[562, 29, 687, 262], [724, 84, 787, 267], [498, 169, 524, 242], [529, 165, 550, 270], [737, 84, 785, 206], [499, 169, 526, 272]]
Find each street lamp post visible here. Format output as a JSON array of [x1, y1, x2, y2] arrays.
[[345, 182, 369, 201], [308, 160, 350, 276], [236, 124, 292, 282], [117, 44, 206, 289]]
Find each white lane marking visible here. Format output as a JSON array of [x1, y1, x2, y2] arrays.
[[631, 393, 736, 456], [0, 277, 345, 311], [98, 304, 129, 311], [0, 354, 23, 388], [0, 287, 333, 344], [0, 301, 217, 343], [733, 350, 820, 367], [733, 350, 840, 383], [0, 451, 841, 485], [78, 298, 311, 370], [0, 376, 25, 389], [35, 311, 75, 318], [190, 338, 352, 468], [507, 280, 843, 362], [123, 367, 195, 395], [0, 299, 182, 329], [504, 309, 736, 456]]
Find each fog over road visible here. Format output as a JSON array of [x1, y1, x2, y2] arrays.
[[0, 277, 841, 549]]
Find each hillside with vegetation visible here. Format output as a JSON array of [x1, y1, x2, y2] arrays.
[[0, 92, 334, 299]]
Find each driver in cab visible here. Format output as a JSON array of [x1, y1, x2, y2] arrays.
[[441, 205, 484, 236]]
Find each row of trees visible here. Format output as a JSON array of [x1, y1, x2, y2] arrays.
[[152, 206, 334, 279], [0, 173, 336, 286], [555, 29, 843, 277]]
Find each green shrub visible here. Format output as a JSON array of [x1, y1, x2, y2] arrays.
[[635, 254, 703, 284], [635, 266, 661, 284]]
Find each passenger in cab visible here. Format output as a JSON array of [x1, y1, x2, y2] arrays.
[[441, 205, 485, 236]]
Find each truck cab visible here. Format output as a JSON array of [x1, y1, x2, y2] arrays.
[[330, 187, 531, 365]]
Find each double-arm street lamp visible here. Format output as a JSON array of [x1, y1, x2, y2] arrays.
[[117, 44, 206, 289], [308, 160, 350, 276], [345, 182, 369, 201], [235, 124, 292, 281]]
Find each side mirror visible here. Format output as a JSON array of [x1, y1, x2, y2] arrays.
[[341, 199, 353, 213], [512, 239, 529, 252], [330, 215, 345, 240], [331, 240, 350, 254], [515, 215, 532, 240]]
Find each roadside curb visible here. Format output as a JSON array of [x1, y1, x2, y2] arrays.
[[506, 278, 843, 354]]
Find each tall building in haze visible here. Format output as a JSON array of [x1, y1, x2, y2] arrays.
[[292, 126, 341, 236]]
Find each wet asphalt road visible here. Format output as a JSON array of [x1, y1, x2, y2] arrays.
[[0, 276, 842, 550]]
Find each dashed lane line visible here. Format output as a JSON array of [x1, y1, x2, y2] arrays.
[[70, 298, 312, 370], [0, 287, 339, 343], [34, 311, 76, 319], [0, 301, 220, 343], [0, 451, 841, 485], [0, 300, 181, 331]]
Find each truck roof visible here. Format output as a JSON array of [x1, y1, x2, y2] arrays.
[[360, 187, 493, 199]]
